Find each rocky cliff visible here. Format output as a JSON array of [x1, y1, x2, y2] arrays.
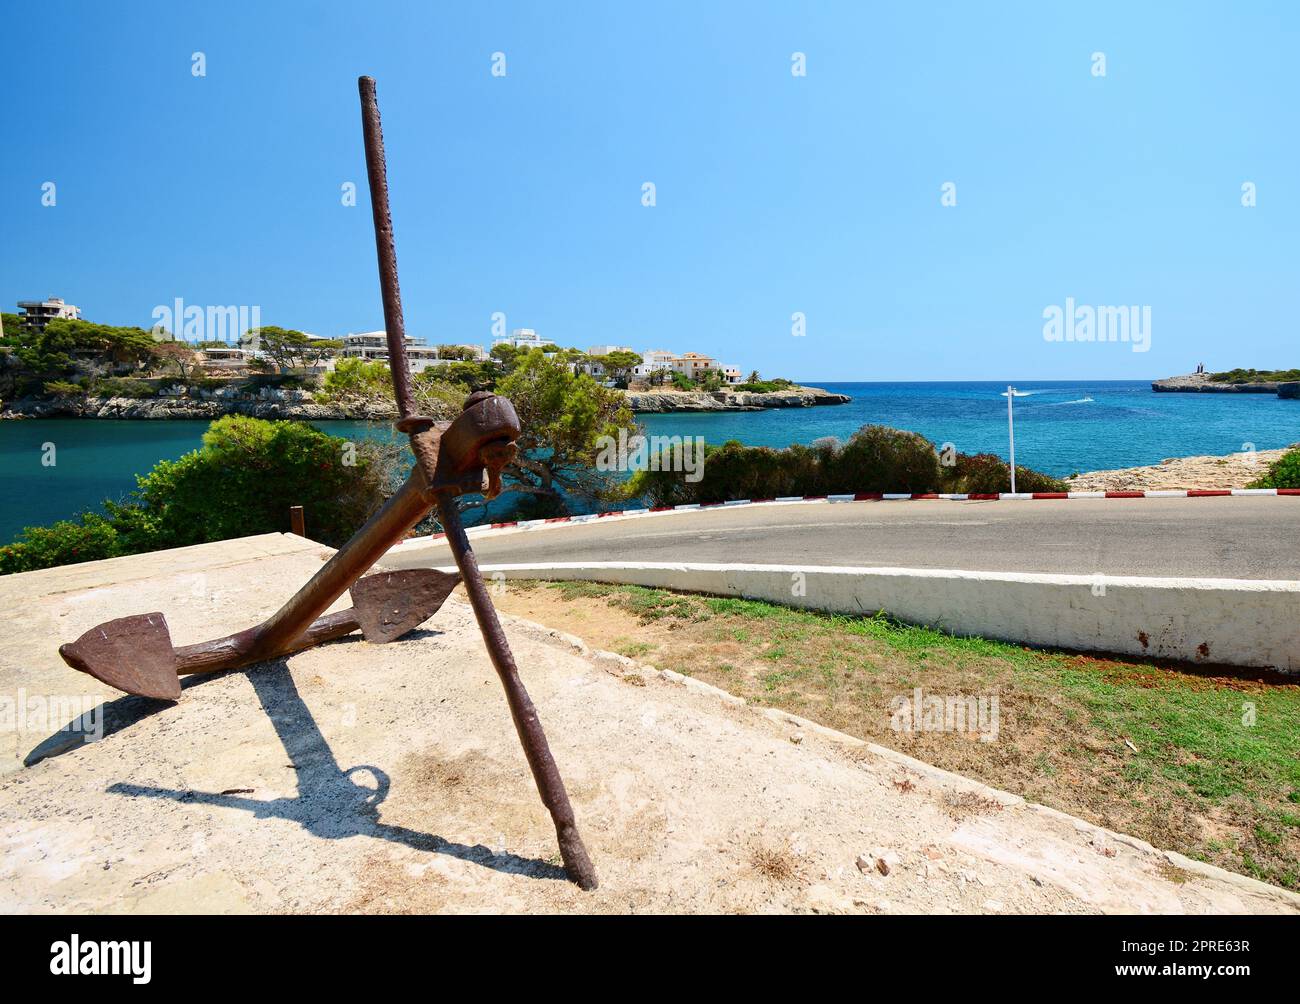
[[1152, 373, 1284, 394], [4, 382, 854, 419], [625, 385, 851, 413], [0, 386, 398, 421]]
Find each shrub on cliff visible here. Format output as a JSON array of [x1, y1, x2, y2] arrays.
[[1209, 368, 1300, 384], [733, 379, 794, 393], [317, 359, 470, 419], [1248, 446, 1300, 490], [42, 379, 86, 397], [88, 376, 156, 398]]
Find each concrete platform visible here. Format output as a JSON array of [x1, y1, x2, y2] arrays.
[[1, 534, 1296, 914]]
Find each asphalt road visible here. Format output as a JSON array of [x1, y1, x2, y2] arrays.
[[389, 496, 1300, 580]]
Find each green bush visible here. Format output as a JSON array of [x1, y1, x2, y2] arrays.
[[733, 379, 794, 393], [316, 358, 393, 402], [939, 452, 1069, 494], [632, 439, 833, 505], [106, 415, 397, 552], [436, 360, 501, 392], [827, 425, 940, 494], [629, 425, 1063, 505], [0, 514, 121, 575], [1, 417, 402, 576], [1249, 447, 1300, 489], [1209, 368, 1300, 384]]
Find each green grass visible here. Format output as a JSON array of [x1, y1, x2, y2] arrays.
[[504, 579, 1300, 891]]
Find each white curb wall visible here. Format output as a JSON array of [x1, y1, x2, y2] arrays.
[[450, 561, 1300, 672]]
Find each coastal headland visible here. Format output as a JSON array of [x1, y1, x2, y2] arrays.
[[624, 384, 851, 413], [1153, 371, 1300, 397]]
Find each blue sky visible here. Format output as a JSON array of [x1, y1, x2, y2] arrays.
[[2, 1, 1296, 381]]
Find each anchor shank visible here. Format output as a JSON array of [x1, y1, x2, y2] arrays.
[[244, 468, 433, 662], [174, 610, 361, 676]]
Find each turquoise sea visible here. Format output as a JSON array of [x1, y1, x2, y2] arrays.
[[2, 380, 1297, 544]]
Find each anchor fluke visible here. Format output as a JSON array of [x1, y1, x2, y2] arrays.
[[59, 612, 182, 701], [350, 568, 461, 643]]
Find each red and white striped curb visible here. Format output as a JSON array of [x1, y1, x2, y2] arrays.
[[393, 486, 1299, 547]]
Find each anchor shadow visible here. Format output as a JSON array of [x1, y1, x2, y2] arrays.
[[25, 630, 446, 766], [103, 659, 567, 883]]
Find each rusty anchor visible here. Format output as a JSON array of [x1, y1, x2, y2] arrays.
[[56, 76, 598, 891]]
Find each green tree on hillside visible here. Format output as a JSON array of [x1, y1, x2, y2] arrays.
[[493, 349, 637, 513], [151, 340, 202, 384], [242, 326, 339, 373], [489, 342, 522, 370], [12, 319, 156, 385], [0, 312, 28, 341], [595, 349, 643, 387], [435, 344, 478, 361], [698, 368, 725, 392]]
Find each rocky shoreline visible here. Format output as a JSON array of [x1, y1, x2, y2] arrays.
[[0, 387, 398, 421], [2, 383, 853, 420], [625, 385, 851, 412], [1152, 372, 1300, 397], [1064, 445, 1294, 492]]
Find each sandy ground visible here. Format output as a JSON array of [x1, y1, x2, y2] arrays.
[[1, 534, 1296, 914], [1066, 447, 1292, 492]]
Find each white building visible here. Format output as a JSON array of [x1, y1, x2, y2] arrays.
[[630, 348, 741, 384], [16, 297, 82, 330], [587, 344, 635, 357], [340, 331, 442, 372], [493, 328, 548, 350], [673, 352, 719, 379], [199, 346, 255, 370], [633, 349, 679, 379]]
